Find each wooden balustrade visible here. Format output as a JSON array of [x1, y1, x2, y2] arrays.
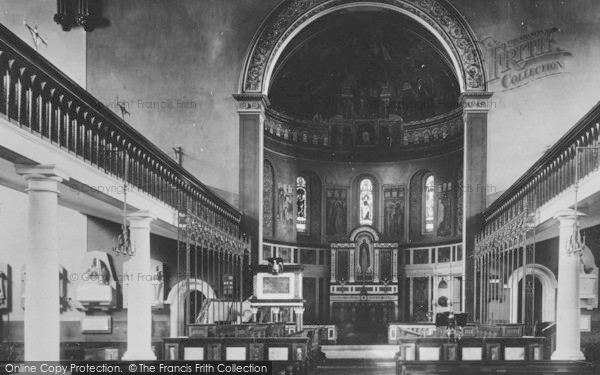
[[481, 104, 600, 235], [0, 24, 242, 236]]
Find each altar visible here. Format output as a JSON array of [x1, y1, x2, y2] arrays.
[[329, 227, 399, 342]]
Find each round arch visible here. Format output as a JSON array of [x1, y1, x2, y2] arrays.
[[238, 0, 487, 95], [166, 278, 216, 338], [507, 264, 557, 323]]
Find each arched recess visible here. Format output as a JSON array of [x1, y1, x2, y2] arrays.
[[166, 279, 216, 338], [238, 0, 487, 95], [507, 264, 557, 323]]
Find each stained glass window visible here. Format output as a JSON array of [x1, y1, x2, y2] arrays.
[[296, 176, 307, 232], [359, 178, 373, 225], [424, 175, 435, 232]]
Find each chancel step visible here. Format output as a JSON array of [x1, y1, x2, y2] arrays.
[[316, 359, 396, 375], [322, 345, 400, 359]]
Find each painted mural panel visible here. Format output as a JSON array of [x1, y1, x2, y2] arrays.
[[326, 188, 347, 237], [437, 182, 453, 237], [277, 182, 294, 238], [384, 186, 405, 239], [409, 172, 424, 241]]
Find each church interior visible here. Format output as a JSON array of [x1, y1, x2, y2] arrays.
[[0, 0, 600, 373]]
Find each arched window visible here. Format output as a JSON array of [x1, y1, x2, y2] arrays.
[[296, 176, 307, 232], [359, 178, 374, 225], [424, 175, 435, 233]]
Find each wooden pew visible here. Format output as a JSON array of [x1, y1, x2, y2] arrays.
[[163, 336, 322, 375], [397, 360, 599, 375]]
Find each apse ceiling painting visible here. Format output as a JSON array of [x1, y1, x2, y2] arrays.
[[269, 12, 460, 123]]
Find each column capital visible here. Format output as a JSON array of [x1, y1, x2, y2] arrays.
[[15, 164, 69, 193], [232, 93, 269, 114], [127, 210, 156, 229], [460, 91, 494, 114], [554, 209, 586, 226], [293, 307, 305, 315]]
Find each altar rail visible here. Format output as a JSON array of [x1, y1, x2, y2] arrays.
[[187, 322, 287, 338], [284, 324, 338, 344], [0, 24, 241, 234], [480, 102, 600, 234]]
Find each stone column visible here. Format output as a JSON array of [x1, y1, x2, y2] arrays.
[[16, 164, 68, 361], [270, 307, 280, 323], [349, 249, 355, 283], [460, 92, 493, 318], [122, 210, 156, 360], [294, 307, 305, 331], [392, 249, 398, 282], [233, 94, 268, 266], [374, 248, 380, 282], [551, 210, 585, 360], [250, 307, 258, 323]]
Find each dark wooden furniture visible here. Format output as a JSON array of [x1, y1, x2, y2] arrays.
[[397, 360, 599, 375]]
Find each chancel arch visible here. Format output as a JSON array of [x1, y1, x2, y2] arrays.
[[238, 0, 488, 96], [237, 0, 490, 342]]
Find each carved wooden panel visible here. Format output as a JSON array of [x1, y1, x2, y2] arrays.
[[263, 160, 274, 238]]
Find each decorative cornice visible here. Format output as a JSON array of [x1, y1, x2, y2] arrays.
[[240, 0, 487, 94], [460, 91, 494, 114], [233, 93, 270, 113]]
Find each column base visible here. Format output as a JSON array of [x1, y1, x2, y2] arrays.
[[551, 350, 585, 361], [122, 350, 157, 361]]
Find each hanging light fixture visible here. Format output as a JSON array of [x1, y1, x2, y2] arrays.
[[567, 146, 589, 258], [112, 151, 134, 256], [53, 0, 95, 32]]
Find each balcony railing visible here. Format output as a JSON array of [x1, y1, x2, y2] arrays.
[[480, 103, 600, 237], [0, 23, 243, 237]]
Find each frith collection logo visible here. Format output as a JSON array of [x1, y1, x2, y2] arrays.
[[482, 28, 572, 91]]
